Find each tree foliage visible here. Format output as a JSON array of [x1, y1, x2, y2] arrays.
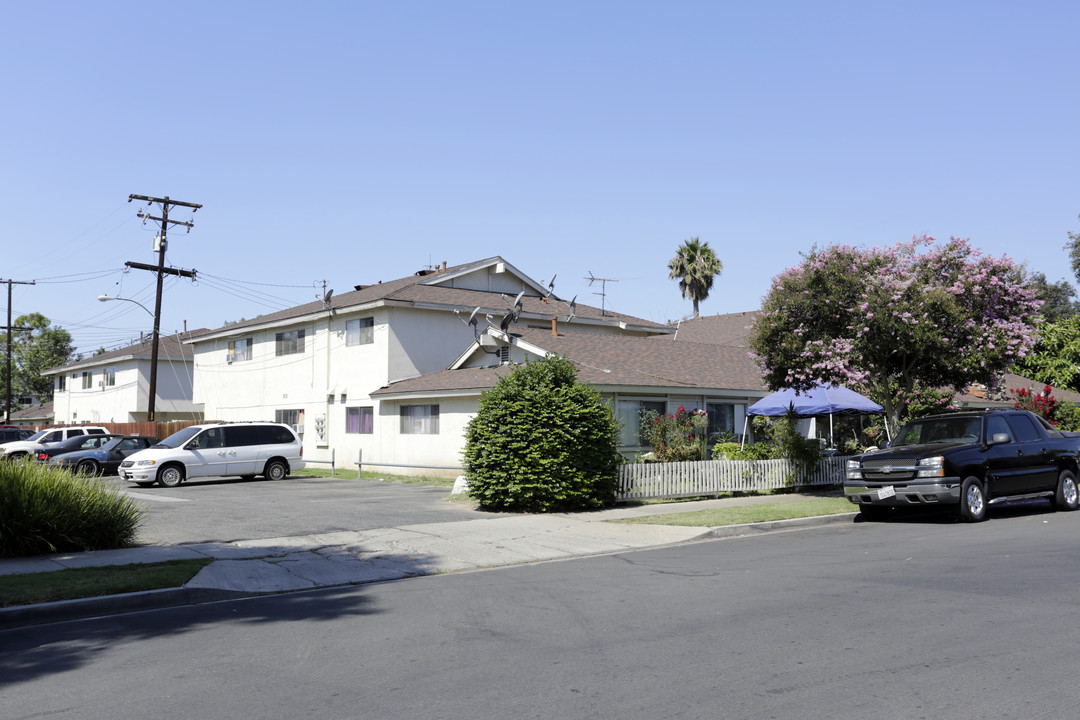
[[1066, 214, 1080, 285], [749, 236, 1041, 431], [1027, 272, 1078, 322], [668, 237, 723, 318], [463, 355, 621, 512], [0, 313, 74, 407], [1012, 315, 1080, 393]]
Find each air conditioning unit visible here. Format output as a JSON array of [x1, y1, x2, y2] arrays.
[[293, 424, 304, 434]]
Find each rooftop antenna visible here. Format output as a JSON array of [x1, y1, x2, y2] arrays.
[[564, 294, 577, 324], [585, 271, 619, 316]]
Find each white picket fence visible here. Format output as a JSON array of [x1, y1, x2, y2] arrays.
[[617, 456, 852, 500]]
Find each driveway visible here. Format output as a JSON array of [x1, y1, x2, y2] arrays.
[[105, 473, 478, 546]]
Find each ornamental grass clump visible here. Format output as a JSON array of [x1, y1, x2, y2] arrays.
[[463, 355, 622, 513], [0, 459, 144, 558]]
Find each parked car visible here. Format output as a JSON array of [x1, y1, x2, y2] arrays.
[[0, 425, 34, 443], [34, 433, 123, 463], [118, 422, 304, 487], [48, 435, 158, 476], [845, 409, 1080, 522], [0, 425, 110, 460]]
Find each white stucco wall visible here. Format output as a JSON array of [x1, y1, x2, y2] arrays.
[[52, 357, 200, 423]]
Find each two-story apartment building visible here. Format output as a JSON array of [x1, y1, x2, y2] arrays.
[[44, 331, 208, 424], [186, 257, 673, 472]]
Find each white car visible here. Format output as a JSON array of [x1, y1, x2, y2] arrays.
[[118, 422, 304, 487], [0, 426, 110, 460]]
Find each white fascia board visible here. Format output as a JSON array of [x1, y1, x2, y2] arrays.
[[188, 300, 391, 345], [45, 353, 167, 375], [371, 387, 486, 401], [598, 384, 771, 399]]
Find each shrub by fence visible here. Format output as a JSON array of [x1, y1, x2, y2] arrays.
[[617, 456, 851, 501]]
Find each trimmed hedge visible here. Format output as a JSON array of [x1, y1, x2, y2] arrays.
[[0, 460, 144, 558], [463, 355, 621, 512]]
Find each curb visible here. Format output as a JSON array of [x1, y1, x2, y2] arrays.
[[0, 586, 246, 631], [704, 511, 858, 539]]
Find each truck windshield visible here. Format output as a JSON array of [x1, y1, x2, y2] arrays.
[[893, 417, 981, 446]]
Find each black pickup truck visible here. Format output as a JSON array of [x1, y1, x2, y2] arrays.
[[844, 409, 1080, 522]]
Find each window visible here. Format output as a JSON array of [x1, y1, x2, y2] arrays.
[[985, 415, 1013, 443], [706, 403, 736, 441], [57, 375, 66, 391], [347, 406, 374, 434], [1006, 414, 1042, 443], [81, 371, 92, 389], [346, 317, 374, 346], [228, 338, 252, 362], [400, 404, 439, 434], [275, 409, 303, 429], [104, 367, 116, 387], [275, 329, 306, 356], [616, 400, 667, 446]]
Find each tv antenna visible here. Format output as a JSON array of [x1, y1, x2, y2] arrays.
[[584, 271, 619, 316]]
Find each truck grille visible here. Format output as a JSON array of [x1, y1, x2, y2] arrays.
[[859, 458, 917, 481]]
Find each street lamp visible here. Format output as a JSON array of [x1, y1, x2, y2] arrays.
[[98, 294, 160, 421], [98, 295, 154, 317]]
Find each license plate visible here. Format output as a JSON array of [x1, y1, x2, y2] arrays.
[[877, 485, 896, 500]]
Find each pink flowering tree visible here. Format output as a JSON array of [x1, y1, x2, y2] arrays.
[[749, 236, 1042, 431]]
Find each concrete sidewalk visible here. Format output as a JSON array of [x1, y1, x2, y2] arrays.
[[0, 494, 856, 628]]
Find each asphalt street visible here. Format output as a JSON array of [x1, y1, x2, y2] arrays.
[[104, 473, 478, 545], [4, 501, 1079, 720]]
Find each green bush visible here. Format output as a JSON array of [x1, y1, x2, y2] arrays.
[[641, 406, 710, 462], [0, 460, 144, 558], [711, 440, 775, 461], [463, 355, 622, 512]]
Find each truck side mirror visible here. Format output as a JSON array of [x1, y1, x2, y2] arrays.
[[989, 432, 1011, 445]]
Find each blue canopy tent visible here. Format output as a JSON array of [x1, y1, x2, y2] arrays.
[[740, 384, 889, 449]]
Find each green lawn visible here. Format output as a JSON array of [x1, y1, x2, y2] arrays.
[[610, 497, 856, 527], [293, 467, 457, 488], [0, 558, 213, 608]]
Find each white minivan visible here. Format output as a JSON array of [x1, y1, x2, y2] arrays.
[[118, 422, 304, 487]]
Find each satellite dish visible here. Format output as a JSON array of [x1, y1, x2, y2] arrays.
[[564, 295, 577, 323]]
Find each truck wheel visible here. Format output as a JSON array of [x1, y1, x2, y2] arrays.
[[858, 505, 891, 522], [1052, 470, 1079, 511], [958, 477, 987, 522], [157, 465, 185, 488]]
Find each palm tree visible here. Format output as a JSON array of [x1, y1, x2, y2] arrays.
[[668, 237, 723, 318]]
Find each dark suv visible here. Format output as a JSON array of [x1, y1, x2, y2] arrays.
[[0, 426, 33, 443]]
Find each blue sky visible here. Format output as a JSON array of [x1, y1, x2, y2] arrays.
[[2, 1, 1078, 356]]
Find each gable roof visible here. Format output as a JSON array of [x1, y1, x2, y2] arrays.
[[190, 256, 667, 343], [656, 311, 762, 346]]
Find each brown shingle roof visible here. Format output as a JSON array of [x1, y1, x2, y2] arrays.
[[653, 311, 763, 346], [373, 326, 767, 397], [48, 329, 213, 373]]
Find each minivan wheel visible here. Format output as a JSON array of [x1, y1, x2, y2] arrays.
[[264, 459, 288, 481], [1052, 470, 1079, 511], [958, 477, 987, 522], [157, 465, 185, 488]]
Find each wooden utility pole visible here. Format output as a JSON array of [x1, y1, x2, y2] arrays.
[[126, 194, 201, 421], [1, 278, 35, 423]]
